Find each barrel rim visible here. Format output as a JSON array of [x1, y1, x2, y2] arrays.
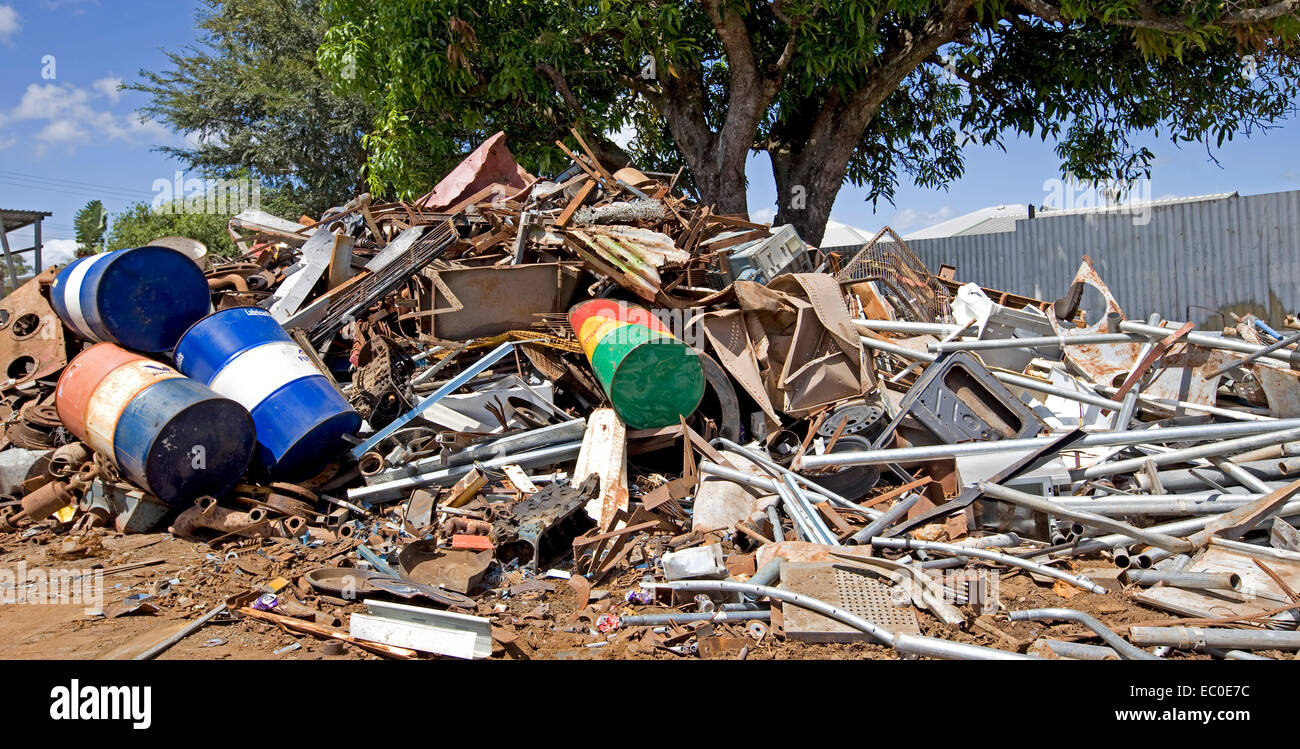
[[173, 304, 277, 358], [172, 303, 283, 382]]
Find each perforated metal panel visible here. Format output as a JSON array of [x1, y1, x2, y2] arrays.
[[780, 562, 920, 642]]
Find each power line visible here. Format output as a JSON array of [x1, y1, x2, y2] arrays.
[[0, 169, 161, 199]]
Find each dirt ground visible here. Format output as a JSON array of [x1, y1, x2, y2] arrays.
[[0, 524, 1289, 660]]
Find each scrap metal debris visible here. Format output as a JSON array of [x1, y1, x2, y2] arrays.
[[4, 130, 1300, 661]]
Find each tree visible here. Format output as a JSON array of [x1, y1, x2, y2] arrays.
[[105, 201, 240, 258], [73, 200, 107, 257], [130, 0, 376, 217], [320, 1, 1300, 245]]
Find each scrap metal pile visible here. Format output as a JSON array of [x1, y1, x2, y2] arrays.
[[2, 131, 1299, 660]]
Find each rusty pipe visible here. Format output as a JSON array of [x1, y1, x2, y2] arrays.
[[207, 273, 249, 293], [170, 496, 270, 538]]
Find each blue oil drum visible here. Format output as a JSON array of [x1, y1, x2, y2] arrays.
[[173, 306, 360, 479], [49, 246, 211, 353], [55, 343, 256, 505]]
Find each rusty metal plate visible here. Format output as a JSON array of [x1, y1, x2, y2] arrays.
[[1141, 343, 1235, 411], [1252, 360, 1300, 418], [1049, 258, 1140, 386], [418, 262, 583, 340], [0, 267, 69, 389]]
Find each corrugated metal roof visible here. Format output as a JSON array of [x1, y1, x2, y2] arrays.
[[905, 189, 1299, 330], [0, 209, 53, 232]]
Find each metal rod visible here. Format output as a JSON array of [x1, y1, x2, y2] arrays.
[[1075, 426, 1300, 480], [929, 332, 1141, 352], [133, 603, 228, 661], [1031, 499, 1300, 558], [1009, 608, 1160, 660], [1120, 320, 1300, 368], [849, 492, 921, 544], [1138, 458, 1300, 493], [348, 440, 583, 503], [871, 537, 1109, 594], [979, 481, 1195, 552], [1129, 626, 1300, 650], [1041, 639, 1120, 660], [711, 437, 861, 509], [351, 341, 516, 459], [1052, 493, 1267, 517], [859, 335, 1126, 410], [1095, 385, 1272, 422], [853, 319, 963, 336], [647, 579, 1038, 660], [802, 418, 1300, 469], [616, 610, 770, 626], [1121, 570, 1241, 590], [1205, 329, 1300, 378]]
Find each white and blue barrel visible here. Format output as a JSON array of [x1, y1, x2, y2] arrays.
[[49, 246, 211, 353], [55, 343, 256, 505], [173, 306, 360, 479]]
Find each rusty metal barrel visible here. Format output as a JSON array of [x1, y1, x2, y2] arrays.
[[49, 246, 211, 352], [55, 343, 255, 504], [569, 299, 704, 429]]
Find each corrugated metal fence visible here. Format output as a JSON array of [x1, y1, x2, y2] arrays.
[[837, 190, 1300, 329]]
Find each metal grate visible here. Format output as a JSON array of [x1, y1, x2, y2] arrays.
[[833, 567, 921, 634], [834, 226, 951, 323], [780, 562, 920, 642]]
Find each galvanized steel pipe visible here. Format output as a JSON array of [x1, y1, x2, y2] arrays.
[[1119, 320, 1300, 368], [801, 418, 1300, 469], [978, 481, 1194, 552], [871, 537, 1110, 594], [1009, 608, 1160, 660], [1129, 626, 1300, 650], [929, 332, 1141, 352], [849, 492, 921, 544], [858, 335, 1126, 410], [1121, 570, 1241, 590], [1074, 426, 1300, 480]]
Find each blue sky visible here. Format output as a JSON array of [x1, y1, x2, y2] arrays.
[[2, 0, 1299, 267]]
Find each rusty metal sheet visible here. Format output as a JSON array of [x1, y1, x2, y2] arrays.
[[1048, 258, 1140, 385], [1141, 344, 1235, 411], [417, 262, 582, 340], [0, 267, 69, 389], [1252, 360, 1300, 418]]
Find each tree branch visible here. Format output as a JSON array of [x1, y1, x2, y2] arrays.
[[1016, 0, 1300, 32]]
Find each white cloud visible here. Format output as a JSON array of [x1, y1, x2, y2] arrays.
[[35, 119, 89, 145], [0, 135, 14, 150], [93, 76, 123, 104], [0, 5, 19, 45], [889, 205, 953, 231], [609, 124, 637, 150], [41, 239, 79, 266], [6, 82, 177, 155], [750, 206, 777, 223]]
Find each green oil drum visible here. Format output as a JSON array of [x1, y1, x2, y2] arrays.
[[569, 299, 705, 428]]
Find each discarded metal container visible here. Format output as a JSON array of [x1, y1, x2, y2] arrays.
[[49, 246, 212, 352], [173, 306, 360, 479], [568, 299, 704, 429], [55, 343, 255, 505]]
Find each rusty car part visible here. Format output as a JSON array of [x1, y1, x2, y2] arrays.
[[0, 268, 70, 390], [492, 476, 599, 569]]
